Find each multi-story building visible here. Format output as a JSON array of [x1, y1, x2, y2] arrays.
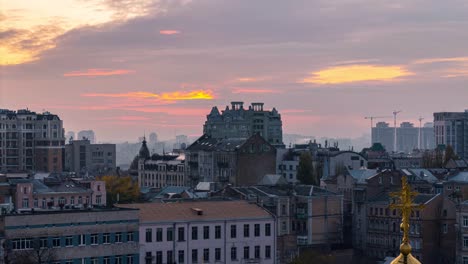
[[203, 102, 284, 147], [77, 130, 96, 143], [120, 200, 276, 264], [10, 177, 106, 211], [64, 139, 116, 176], [138, 152, 186, 189], [434, 110, 468, 159], [185, 133, 276, 187], [0, 207, 139, 264], [0, 109, 65, 173], [372, 121, 435, 153]]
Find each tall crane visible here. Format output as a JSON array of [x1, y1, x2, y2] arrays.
[[418, 117, 424, 150], [393, 110, 402, 152]]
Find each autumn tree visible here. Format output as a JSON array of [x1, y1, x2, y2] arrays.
[[444, 145, 458, 165], [99, 175, 140, 206], [297, 152, 319, 185]]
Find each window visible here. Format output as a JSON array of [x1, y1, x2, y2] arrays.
[[281, 221, 287, 232], [265, 245, 271, 259], [167, 250, 173, 264], [215, 248, 221, 261], [464, 216, 468, 227], [464, 236, 468, 248], [178, 227, 185, 241], [65, 236, 73, 247], [103, 257, 110, 264], [215, 225, 221, 239], [254, 224, 260, 237], [40, 237, 48, 248], [203, 248, 209, 262], [115, 256, 122, 264], [244, 224, 250, 237], [115, 232, 122, 243], [178, 250, 185, 263], [231, 247, 237, 261], [33, 198, 38, 208], [145, 252, 152, 264], [127, 255, 134, 264], [91, 258, 98, 264], [52, 237, 61, 248], [192, 249, 198, 263], [443, 224, 448, 234], [244, 246, 250, 259], [156, 251, 162, 264], [265, 223, 271, 236], [101, 233, 110, 244], [146, 228, 152, 242], [192, 226, 198, 240], [22, 198, 29, 208], [127, 232, 134, 242], [156, 228, 163, 242], [231, 225, 237, 238], [96, 195, 102, 205], [203, 226, 210, 239], [254, 246, 260, 259], [167, 228, 173, 241], [90, 234, 98, 245], [463, 256, 468, 264]]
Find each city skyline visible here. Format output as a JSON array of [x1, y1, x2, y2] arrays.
[[2, 0, 468, 142]]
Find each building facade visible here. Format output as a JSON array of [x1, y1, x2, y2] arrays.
[[203, 102, 284, 147], [434, 111, 468, 159], [0, 109, 65, 173], [0, 208, 139, 264], [121, 200, 276, 264], [138, 153, 186, 189], [65, 139, 116, 175]]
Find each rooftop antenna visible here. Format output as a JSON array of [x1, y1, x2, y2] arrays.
[[393, 110, 402, 153]]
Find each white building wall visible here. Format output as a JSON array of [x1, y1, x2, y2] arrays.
[[139, 218, 276, 264]]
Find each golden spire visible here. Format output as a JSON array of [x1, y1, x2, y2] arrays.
[[389, 175, 424, 264]]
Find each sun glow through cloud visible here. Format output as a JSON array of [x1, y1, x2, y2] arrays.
[[159, 30, 180, 35], [301, 64, 413, 84], [64, 69, 135, 77], [82, 90, 215, 101]]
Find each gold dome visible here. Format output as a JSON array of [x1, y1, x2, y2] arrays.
[[390, 253, 421, 264]]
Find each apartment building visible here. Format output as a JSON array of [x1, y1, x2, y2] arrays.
[[138, 152, 186, 189], [64, 139, 116, 175], [121, 200, 276, 264], [0, 109, 65, 173]]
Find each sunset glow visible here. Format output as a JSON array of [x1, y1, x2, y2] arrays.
[[64, 69, 135, 77], [301, 65, 413, 84], [159, 30, 181, 35], [83, 90, 214, 101]]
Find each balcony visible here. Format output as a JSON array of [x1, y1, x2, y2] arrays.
[[296, 208, 307, 219]]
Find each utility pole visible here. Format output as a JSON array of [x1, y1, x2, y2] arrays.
[[418, 117, 424, 150], [393, 110, 402, 153]]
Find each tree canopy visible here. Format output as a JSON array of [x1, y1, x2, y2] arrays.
[[297, 152, 319, 185], [99, 175, 140, 206]]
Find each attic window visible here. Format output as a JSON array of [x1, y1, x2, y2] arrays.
[[191, 208, 203, 215]]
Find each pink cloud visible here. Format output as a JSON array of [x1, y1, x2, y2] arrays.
[[159, 30, 180, 35], [63, 68, 134, 77], [232, 88, 281, 94]]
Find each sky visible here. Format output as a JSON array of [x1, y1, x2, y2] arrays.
[[1, 0, 468, 142]]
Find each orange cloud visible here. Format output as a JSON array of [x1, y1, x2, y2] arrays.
[[82, 90, 214, 101], [301, 64, 413, 84], [64, 69, 134, 77], [413, 56, 468, 64], [159, 30, 180, 35], [232, 88, 280, 94]]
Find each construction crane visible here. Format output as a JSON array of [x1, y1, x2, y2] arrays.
[[418, 117, 424, 149], [364, 116, 392, 128], [393, 110, 402, 152]]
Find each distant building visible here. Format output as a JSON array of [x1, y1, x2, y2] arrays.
[[185, 133, 276, 187], [64, 139, 116, 175], [0, 208, 139, 264], [203, 102, 284, 147], [434, 110, 468, 159], [372, 121, 435, 153], [0, 109, 65, 173], [121, 200, 276, 264], [138, 152, 186, 189], [77, 130, 96, 143], [65, 131, 75, 144]]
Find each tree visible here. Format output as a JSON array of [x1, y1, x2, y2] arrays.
[[297, 152, 319, 185], [444, 145, 458, 165], [289, 250, 334, 264], [99, 175, 140, 206], [9, 238, 56, 264]]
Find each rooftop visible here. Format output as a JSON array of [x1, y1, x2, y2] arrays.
[[119, 200, 273, 222]]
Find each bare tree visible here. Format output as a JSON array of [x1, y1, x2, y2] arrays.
[[8, 238, 56, 264]]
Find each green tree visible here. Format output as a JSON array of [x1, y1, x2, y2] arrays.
[[297, 152, 318, 185], [99, 175, 140, 206]]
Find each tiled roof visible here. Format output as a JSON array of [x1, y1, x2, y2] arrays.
[[347, 168, 379, 183], [448, 171, 468, 182], [119, 200, 273, 222]]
